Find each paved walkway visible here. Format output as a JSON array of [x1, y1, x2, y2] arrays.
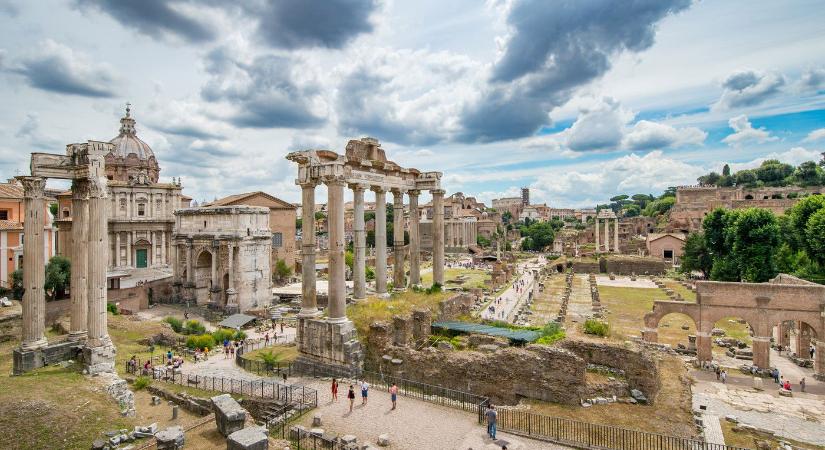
[[564, 274, 592, 324], [296, 378, 570, 450], [701, 414, 725, 446], [481, 256, 544, 323]]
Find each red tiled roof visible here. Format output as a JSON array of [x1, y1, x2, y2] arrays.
[[207, 191, 296, 209], [0, 183, 23, 199]]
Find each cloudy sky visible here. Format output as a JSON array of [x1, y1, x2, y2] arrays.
[[1, 0, 824, 207]]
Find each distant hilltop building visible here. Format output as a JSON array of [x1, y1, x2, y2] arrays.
[[521, 187, 530, 206], [669, 184, 824, 232]]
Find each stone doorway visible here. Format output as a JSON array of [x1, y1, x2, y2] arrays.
[[195, 250, 212, 305], [135, 249, 148, 268]]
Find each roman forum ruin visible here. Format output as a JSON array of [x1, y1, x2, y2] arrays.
[[594, 208, 619, 253], [286, 137, 443, 371], [14, 142, 115, 375]]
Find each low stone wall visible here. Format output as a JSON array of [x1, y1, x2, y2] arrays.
[[572, 261, 600, 273], [604, 258, 666, 276], [142, 384, 213, 416], [559, 340, 660, 402], [378, 344, 588, 405], [437, 293, 475, 320]]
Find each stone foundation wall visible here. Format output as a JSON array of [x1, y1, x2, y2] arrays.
[[604, 258, 666, 276], [572, 261, 600, 273], [438, 293, 475, 320], [296, 317, 362, 369], [559, 340, 660, 402], [378, 344, 588, 405]]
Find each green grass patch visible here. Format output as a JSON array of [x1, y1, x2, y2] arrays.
[[242, 345, 299, 365], [133, 376, 152, 390], [348, 290, 450, 338], [583, 319, 609, 337], [420, 268, 491, 290]]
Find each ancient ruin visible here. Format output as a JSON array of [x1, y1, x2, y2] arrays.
[[13, 141, 115, 375], [286, 137, 443, 372], [594, 209, 619, 253]]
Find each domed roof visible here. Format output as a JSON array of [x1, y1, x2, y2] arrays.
[[108, 104, 155, 161]]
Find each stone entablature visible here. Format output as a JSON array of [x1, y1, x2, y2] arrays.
[[173, 206, 272, 312]]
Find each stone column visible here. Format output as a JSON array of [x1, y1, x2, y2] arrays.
[[69, 179, 89, 341], [84, 175, 114, 374], [604, 219, 610, 253], [18, 177, 48, 351], [114, 232, 121, 267], [408, 190, 421, 286], [299, 182, 319, 317], [392, 189, 406, 292], [161, 231, 166, 265], [752, 336, 771, 369], [210, 243, 218, 295], [326, 177, 347, 321], [126, 232, 132, 267], [351, 184, 366, 300], [432, 189, 445, 286], [186, 242, 193, 285], [373, 187, 388, 295], [798, 322, 813, 356], [151, 231, 157, 266], [814, 341, 825, 381], [226, 242, 238, 309], [613, 219, 619, 252], [778, 321, 791, 348], [595, 218, 600, 252]]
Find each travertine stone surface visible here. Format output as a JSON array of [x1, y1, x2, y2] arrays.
[[19, 176, 47, 351]]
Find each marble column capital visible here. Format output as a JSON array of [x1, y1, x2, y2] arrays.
[[71, 179, 91, 199], [430, 189, 446, 196], [407, 189, 421, 197], [322, 175, 347, 187], [390, 187, 408, 195], [88, 178, 108, 199], [17, 176, 47, 199], [370, 185, 388, 194], [349, 182, 368, 192], [298, 180, 319, 189]]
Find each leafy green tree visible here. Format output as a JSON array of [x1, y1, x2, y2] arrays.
[[789, 195, 825, 253], [44, 255, 71, 300], [272, 259, 292, 285], [703, 209, 741, 281], [755, 159, 794, 186], [722, 164, 731, 177], [477, 235, 491, 247], [295, 218, 302, 230], [49, 203, 58, 217], [804, 208, 825, 266], [732, 208, 780, 282], [794, 161, 823, 186], [610, 194, 629, 202], [698, 171, 720, 186], [11, 269, 23, 300], [680, 232, 712, 278], [519, 221, 555, 251], [642, 197, 675, 217], [734, 169, 758, 186], [622, 204, 641, 217]]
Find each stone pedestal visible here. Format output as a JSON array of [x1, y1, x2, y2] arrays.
[[227, 426, 269, 450], [83, 341, 116, 375], [212, 393, 247, 437], [296, 316, 363, 371], [641, 328, 658, 343], [225, 288, 240, 314], [752, 336, 770, 369], [696, 332, 712, 363]]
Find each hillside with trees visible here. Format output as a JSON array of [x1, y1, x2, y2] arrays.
[[696, 157, 825, 188]]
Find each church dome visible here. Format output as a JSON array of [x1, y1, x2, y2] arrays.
[[109, 104, 155, 160], [105, 104, 160, 184]]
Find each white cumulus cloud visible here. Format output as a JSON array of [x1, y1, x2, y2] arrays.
[[721, 115, 778, 147]]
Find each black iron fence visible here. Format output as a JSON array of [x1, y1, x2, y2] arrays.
[[494, 408, 750, 450], [125, 360, 317, 409]]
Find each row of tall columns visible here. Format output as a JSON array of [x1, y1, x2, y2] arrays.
[[299, 182, 445, 317], [594, 218, 619, 252], [86, 178, 110, 348], [69, 180, 89, 341]]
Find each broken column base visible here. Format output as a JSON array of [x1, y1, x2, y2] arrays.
[[12, 340, 83, 375], [83, 341, 117, 375], [295, 316, 363, 376]]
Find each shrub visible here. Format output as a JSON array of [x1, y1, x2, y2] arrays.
[[183, 320, 206, 335], [133, 376, 152, 390], [365, 267, 375, 281], [426, 283, 442, 295], [535, 322, 566, 345], [583, 319, 609, 337], [258, 350, 283, 369], [106, 302, 119, 315], [234, 330, 247, 340], [164, 316, 183, 333], [186, 334, 216, 350], [212, 329, 235, 344]]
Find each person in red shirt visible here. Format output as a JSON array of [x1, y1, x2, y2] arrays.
[[390, 383, 398, 410]]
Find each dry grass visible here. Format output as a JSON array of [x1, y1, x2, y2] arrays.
[[598, 285, 667, 341], [528, 275, 565, 326], [659, 279, 697, 302], [241, 344, 299, 364], [720, 419, 825, 450], [524, 356, 696, 439], [348, 290, 450, 337], [420, 267, 490, 289], [108, 313, 176, 376]]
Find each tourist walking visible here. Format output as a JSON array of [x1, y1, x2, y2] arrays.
[[720, 370, 727, 384], [390, 383, 398, 410], [265, 333, 270, 346], [772, 368, 780, 383], [486, 405, 497, 439], [811, 344, 816, 359], [361, 380, 370, 405], [800, 377, 806, 393], [715, 366, 720, 380], [331, 378, 339, 402], [347, 385, 355, 412]]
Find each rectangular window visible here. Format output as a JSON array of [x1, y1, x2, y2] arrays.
[[272, 232, 283, 248], [0, 210, 7, 220], [138, 203, 145, 216]]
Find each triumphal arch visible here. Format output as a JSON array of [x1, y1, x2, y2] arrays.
[[643, 275, 825, 379], [14, 142, 115, 375], [286, 137, 444, 372]]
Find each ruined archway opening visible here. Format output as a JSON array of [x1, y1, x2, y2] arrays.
[[711, 316, 754, 362], [194, 250, 212, 304]]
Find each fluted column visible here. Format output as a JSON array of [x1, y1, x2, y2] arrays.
[[614, 219, 619, 253], [373, 187, 388, 295], [114, 232, 121, 267], [595, 218, 600, 252], [86, 177, 111, 348], [227, 243, 236, 291], [186, 242, 193, 284], [408, 190, 421, 286], [299, 181, 319, 317], [18, 177, 47, 350], [432, 189, 445, 286], [604, 219, 610, 253], [126, 232, 132, 267], [392, 189, 406, 291], [161, 231, 166, 265], [351, 184, 366, 300], [69, 179, 90, 341], [210, 242, 218, 293], [326, 177, 347, 321]]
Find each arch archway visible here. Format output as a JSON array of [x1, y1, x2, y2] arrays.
[[656, 312, 697, 353], [194, 250, 212, 304]]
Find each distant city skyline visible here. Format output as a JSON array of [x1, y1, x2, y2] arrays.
[[0, 0, 823, 208]]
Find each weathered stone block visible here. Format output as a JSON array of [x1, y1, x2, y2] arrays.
[[212, 394, 247, 437], [227, 426, 269, 450], [155, 426, 185, 450], [377, 434, 390, 446]]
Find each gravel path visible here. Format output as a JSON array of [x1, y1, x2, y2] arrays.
[[295, 378, 570, 450], [481, 257, 543, 322]]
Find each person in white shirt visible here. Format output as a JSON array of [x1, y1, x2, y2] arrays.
[[360, 380, 370, 405]]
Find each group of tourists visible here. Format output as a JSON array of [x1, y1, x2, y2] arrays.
[[330, 378, 399, 412]]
